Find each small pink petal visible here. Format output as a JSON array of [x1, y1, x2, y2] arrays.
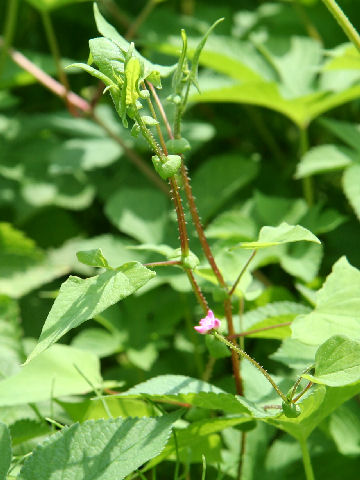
[[194, 310, 221, 334]]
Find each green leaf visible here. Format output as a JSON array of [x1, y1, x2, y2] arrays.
[[320, 117, 360, 152], [302, 335, 360, 387], [18, 412, 181, 480], [239, 301, 311, 340], [105, 188, 169, 243], [125, 57, 141, 105], [192, 154, 258, 220], [25, 0, 90, 12], [0, 344, 102, 406], [25, 262, 155, 363], [66, 63, 117, 89], [342, 163, 360, 220], [10, 419, 50, 447], [71, 328, 122, 358], [205, 334, 231, 358], [93, 3, 176, 82], [291, 257, 360, 346], [263, 382, 360, 441], [76, 248, 111, 269], [328, 400, 360, 456], [295, 144, 354, 179], [0, 422, 11, 478], [237, 222, 320, 249]]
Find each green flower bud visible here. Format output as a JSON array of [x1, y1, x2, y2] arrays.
[[282, 401, 301, 418], [152, 155, 182, 180]]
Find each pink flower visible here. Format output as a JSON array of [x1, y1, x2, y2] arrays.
[[194, 310, 221, 334]]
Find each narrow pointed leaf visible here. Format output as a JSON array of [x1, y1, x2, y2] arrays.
[[25, 262, 155, 363]]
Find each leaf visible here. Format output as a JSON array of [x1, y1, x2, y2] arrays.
[[66, 63, 117, 88], [270, 338, 317, 370], [263, 382, 360, 441], [76, 248, 111, 269], [295, 144, 354, 179], [0, 422, 11, 479], [291, 257, 360, 346], [237, 222, 320, 249], [71, 328, 122, 358], [93, 3, 176, 82], [328, 400, 360, 456], [0, 344, 102, 406], [320, 117, 360, 152], [18, 413, 181, 480], [192, 154, 258, 220], [239, 301, 311, 340], [105, 188, 169, 243], [25, 262, 155, 363], [10, 419, 50, 446], [302, 335, 360, 387], [116, 375, 270, 417], [342, 163, 360, 219], [125, 57, 141, 105]]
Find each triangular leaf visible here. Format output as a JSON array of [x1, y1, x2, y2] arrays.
[[25, 262, 155, 363]]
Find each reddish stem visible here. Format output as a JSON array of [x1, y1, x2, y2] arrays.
[[229, 322, 292, 339]]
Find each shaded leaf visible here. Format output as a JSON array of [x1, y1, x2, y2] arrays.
[[18, 412, 181, 480], [76, 248, 111, 269], [342, 163, 360, 219], [0, 422, 11, 478], [26, 262, 155, 363], [295, 144, 354, 179]]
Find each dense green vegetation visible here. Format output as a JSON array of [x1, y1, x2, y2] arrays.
[[1, 0, 360, 479]]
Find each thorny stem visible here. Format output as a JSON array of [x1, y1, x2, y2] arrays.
[[0, 38, 168, 192], [149, 81, 243, 394], [321, 0, 360, 53], [288, 365, 315, 403], [293, 381, 313, 404], [229, 321, 292, 339], [212, 331, 287, 403], [187, 269, 209, 313], [229, 250, 257, 296]]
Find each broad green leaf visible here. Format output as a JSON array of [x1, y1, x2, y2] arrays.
[[105, 188, 169, 243], [76, 248, 111, 269], [291, 257, 360, 346], [0, 344, 101, 406], [342, 163, 360, 220], [60, 397, 152, 422], [320, 117, 360, 152], [270, 338, 317, 369], [303, 335, 360, 387], [25, 262, 155, 363], [10, 419, 50, 447], [25, 0, 90, 12], [0, 422, 11, 478], [206, 210, 257, 240], [146, 416, 252, 468], [192, 154, 258, 220], [279, 242, 323, 283], [116, 375, 271, 417], [323, 44, 360, 71], [71, 328, 121, 358], [237, 222, 320, 249], [18, 412, 181, 480], [295, 144, 354, 179], [264, 382, 360, 441], [238, 301, 311, 340], [328, 400, 360, 456], [253, 191, 307, 226]]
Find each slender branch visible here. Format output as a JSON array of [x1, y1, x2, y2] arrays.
[[147, 81, 173, 139], [144, 260, 182, 267], [187, 269, 209, 313], [288, 365, 315, 403], [321, 0, 360, 53], [293, 0, 323, 44], [0, 38, 169, 192], [229, 250, 257, 296], [126, 0, 157, 40], [212, 331, 287, 403], [229, 322, 292, 339], [0, 0, 19, 77]]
